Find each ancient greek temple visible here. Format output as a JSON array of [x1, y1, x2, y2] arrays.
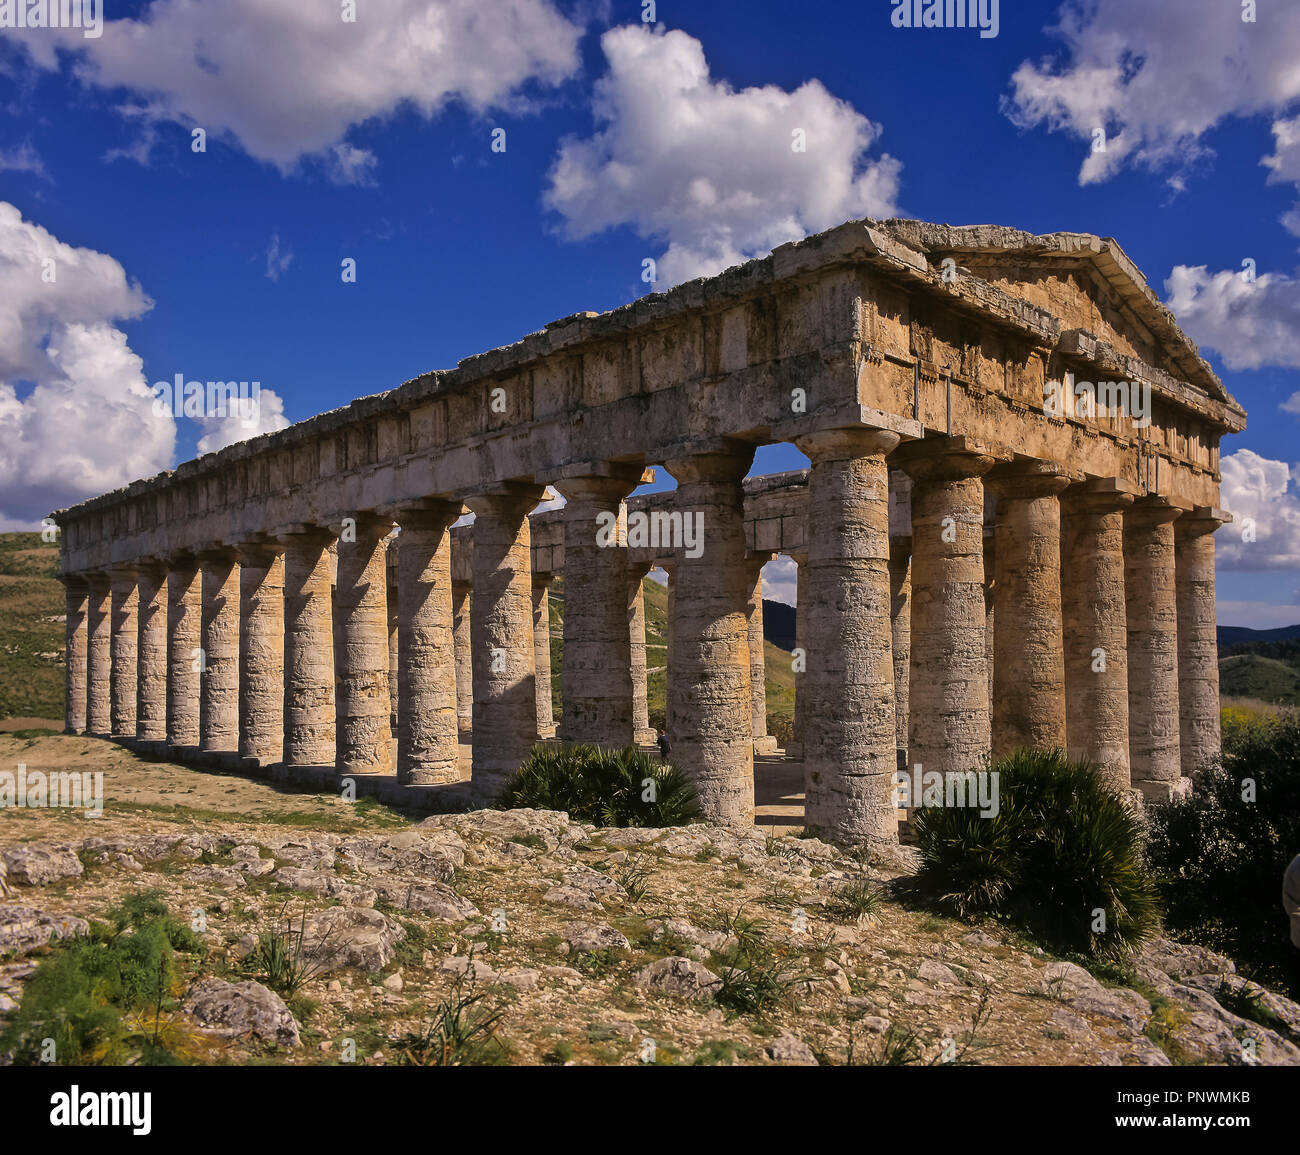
[[51, 219, 1246, 844]]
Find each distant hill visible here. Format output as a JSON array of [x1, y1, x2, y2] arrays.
[[1218, 623, 1300, 649], [0, 531, 64, 720], [763, 598, 796, 651]]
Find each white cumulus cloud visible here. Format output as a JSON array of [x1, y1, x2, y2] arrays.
[[193, 385, 292, 456], [1165, 264, 1300, 371], [5, 0, 584, 177], [1218, 449, 1300, 571], [545, 25, 901, 286], [0, 201, 175, 525]]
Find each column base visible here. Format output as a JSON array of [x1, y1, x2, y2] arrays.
[[1133, 777, 1192, 804], [634, 728, 658, 746], [753, 736, 779, 755], [536, 725, 557, 740]]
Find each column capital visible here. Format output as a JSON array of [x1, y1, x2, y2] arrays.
[[891, 434, 1008, 483], [1126, 495, 1184, 529], [552, 471, 640, 506], [236, 537, 284, 566], [793, 426, 901, 463], [1175, 506, 1233, 538], [273, 524, 336, 548], [986, 458, 1073, 500], [195, 544, 241, 565], [463, 482, 547, 518], [1063, 476, 1139, 514], [58, 572, 90, 591], [661, 438, 754, 486], [385, 498, 463, 531]]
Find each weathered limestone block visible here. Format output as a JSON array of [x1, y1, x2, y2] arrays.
[[663, 444, 755, 825], [135, 564, 168, 743], [896, 438, 996, 780], [888, 537, 911, 757], [746, 558, 777, 755], [198, 549, 240, 754], [335, 516, 395, 775], [788, 551, 808, 759], [988, 460, 1069, 756], [1062, 482, 1134, 791], [794, 427, 900, 844], [62, 577, 88, 735], [466, 487, 545, 802], [452, 582, 473, 736], [628, 564, 656, 745], [166, 561, 201, 748], [1176, 509, 1229, 778], [109, 567, 139, 738], [280, 529, 336, 767], [554, 472, 640, 748], [85, 573, 111, 737], [531, 575, 556, 739], [238, 543, 285, 765], [394, 502, 461, 785], [1125, 497, 1184, 801]]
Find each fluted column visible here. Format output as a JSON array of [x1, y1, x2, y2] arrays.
[[895, 438, 996, 780], [62, 577, 89, 735], [794, 427, 901, 843], [238, 542, 285, 766], [661, 561, 677, 746], [387, 567, 399, 735], [109, 567, 139, 738], [788, 550, 808, 759], [1062, 481, 1134, 791], [86, 573, 111, 737], [554, 473, 640, 748], [746, 558, 778, 755], [466, 487, 545, 802], [135, 564, 168, 745], [662, 443, 755, 825], [1176, 508, 1229, 779], [394, 502, 461, 785], [166, 561, 201, 749], [280, 529, 336, 767], [628, 564, 656, 745], [1125, 497, 1184, 801], [888, 537, 911, 761], [988, 460, 1069, 756], [198, 549, 240, 755], [983, 530, 995, 707], [531, 575, 556, 739], [452, 582, 473, 736], [334, 516, 394, 775]]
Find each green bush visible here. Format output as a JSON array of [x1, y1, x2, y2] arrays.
[[912, 749, 1160, 957], [497, 744, 701, 828], [1146, 710, 1300, 998]]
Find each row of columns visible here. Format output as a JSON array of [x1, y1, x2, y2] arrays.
[[62, 431, 1227, 841]]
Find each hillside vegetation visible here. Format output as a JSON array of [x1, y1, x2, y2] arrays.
[[0, 532, 63, 720]]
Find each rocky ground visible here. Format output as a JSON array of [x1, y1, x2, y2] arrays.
[[2, 731, 1298, 1066]]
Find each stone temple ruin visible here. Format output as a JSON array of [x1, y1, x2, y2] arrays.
[[51, 219, 1247, 844]]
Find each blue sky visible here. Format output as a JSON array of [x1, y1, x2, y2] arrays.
[[1, 0, 1298, 623]]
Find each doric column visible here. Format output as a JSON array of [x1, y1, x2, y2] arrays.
[[888, 537, 911, 761], [660, 561, 677, 746], [465, 486, 545, 802], [135, 564, 168, 745], [983, 529, 995, 708], [793, 427, 901, 843], [895, 437, 997, 780], [109, 567, 139, 738], [452, 582, 473, 736], [198, 548, 240, 755], [166, 561, 201, 749], [662, 443, 756, 825], [554, 471, 641, 748], [387, 566, 399, 735], [333, 516, 394, 775], [86, 573, 111, 736], [987, 460, 1070, 756], [1061, 481, 1134, 791], [394, 502, 461, 785], [280, 529, 336, 767], [531, 575, 556, 739], [1176, 508, 1230, 779], [238, 542, 285, 766], [788, 550, 808, 759], [746, 557, 778, 755], [628, 563, 656, 744], [1124, 497, 1184, 801], [62, 576, 89, 735]]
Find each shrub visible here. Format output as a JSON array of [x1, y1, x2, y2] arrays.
[[912, 749, 1160, 957], [497, 744, 701, 828], [1146, 710, 1300, 998]]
